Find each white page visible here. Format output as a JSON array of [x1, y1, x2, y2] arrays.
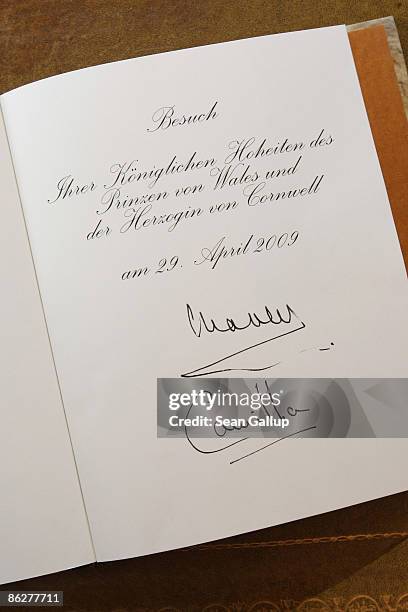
[[2, 25, 408, 562], [0, 109, 94, 584]]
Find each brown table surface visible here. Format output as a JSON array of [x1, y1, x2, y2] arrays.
[[1, 2, 408, 610]]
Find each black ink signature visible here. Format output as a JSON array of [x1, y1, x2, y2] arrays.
[[187, 303, 297, 337], [228, 426, 316, 464], [182, 303, 305, 377], [183, 386, 315, 464]]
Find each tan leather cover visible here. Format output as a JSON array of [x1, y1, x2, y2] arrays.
[[349, 26, 408, 271]]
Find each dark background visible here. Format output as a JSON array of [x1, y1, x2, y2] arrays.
[[1, 1, 408, 610], [1, 0, 408, 94]]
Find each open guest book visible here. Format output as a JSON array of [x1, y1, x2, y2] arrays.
[[1, 24, 408, 584]]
